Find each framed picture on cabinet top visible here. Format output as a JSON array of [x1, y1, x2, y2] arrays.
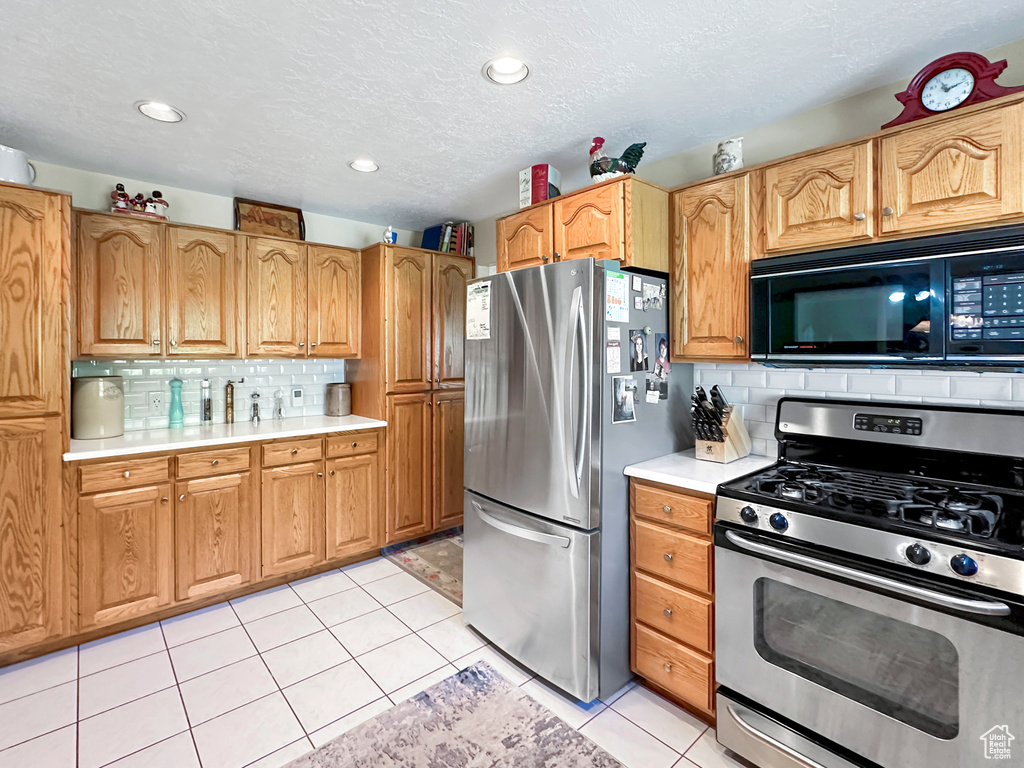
[[234, 197, 306, 240]]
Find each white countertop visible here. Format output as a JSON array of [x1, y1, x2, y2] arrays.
[[65, 414, 387, 462], [624, 448, 776, 495]]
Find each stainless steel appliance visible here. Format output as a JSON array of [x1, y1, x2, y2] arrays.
[[715, 397, 1024, 768], [464, 258, 691, 702], [750, 223, 1024, 365], [324, 383, 351, 416], [71, 376, 124, 439]]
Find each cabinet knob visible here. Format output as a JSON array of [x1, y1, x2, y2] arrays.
[[298, 342, 305, 348], [329, 470, 335, 476], [161, 497, 168, 504], [211, 459, 219, 466], [541, 254, 549, 263], [853, 212, 866, 221], [291, 448, 299, 455], [317, 472, 324, 478], [123, 470, 130, 478], [179, 494, 186, 501], [882, 206, 894, 216], [310, 342, 317, 348], [664, 663, 673, 672], [352, 442, 357, 447], [663, 608, 673, 618], [554, 251, 561, 261], [152, 338, 160, 346], [170, 340, 177, 347], [735, 335, 743, 344], [664, 553, 673, 562], [662, 505, 672, 514]]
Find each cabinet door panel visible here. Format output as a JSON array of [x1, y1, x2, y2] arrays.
[[672, 175, 750, 360], [326, 453, 380, 560], [553, 183, 624, 262], [77, 214, 163, 356], [308, 245, 360, 357], [247, 238, 307, 356], [80, 483, 173, 628], [497, 206, 553, 272], [386, 250, 431, 393], [0, 188, 65, 417], [167, 227, 244, 357], [261, 462, 324, 577], [765, 141, 874, 252], [0, 417, 63, 651], [880, 104, 1024, 235], [433, 255, 472, 389], [432, 392, 464, 531], [386, 393, 432, 543], [176, 472, 255, 601]]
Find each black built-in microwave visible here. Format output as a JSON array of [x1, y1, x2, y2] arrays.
[[750, 224, 1024, 365]]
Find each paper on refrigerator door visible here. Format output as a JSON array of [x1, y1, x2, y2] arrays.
[[606, 271, 629, 323], [467, 281, 491, 340], [606, 342, 621, 374]]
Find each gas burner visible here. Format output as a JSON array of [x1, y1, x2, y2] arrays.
[[779, 483, 806, 500]]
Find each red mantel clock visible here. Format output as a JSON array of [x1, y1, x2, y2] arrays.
[[881, 52, 1024, 129]]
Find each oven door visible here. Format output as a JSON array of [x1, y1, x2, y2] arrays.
[[751, 258, 945, 363], [716, 527, 1024, 768]]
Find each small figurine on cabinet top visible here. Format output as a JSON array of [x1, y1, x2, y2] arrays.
[[151, 191, 169, 217], [382, 225, 397, 244], [589, 137, 647, 182], [131, 193, 146, 212], [109, 184, 170, 220], [110, 183, 130, 210]]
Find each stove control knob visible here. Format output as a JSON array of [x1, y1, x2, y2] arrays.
[[739, 506, 758, 524], [769, 512, 789, 532], [905, 543, 931, 566], [950, 554, 979, 577]]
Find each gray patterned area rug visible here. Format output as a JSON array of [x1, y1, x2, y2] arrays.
[[284, 662, 624, 767]]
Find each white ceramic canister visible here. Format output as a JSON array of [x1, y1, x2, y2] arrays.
[[0, 144, 36, 185], [71, 376, 125, 439]]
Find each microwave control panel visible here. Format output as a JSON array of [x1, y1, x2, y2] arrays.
[[950, 272, 1024, 341]]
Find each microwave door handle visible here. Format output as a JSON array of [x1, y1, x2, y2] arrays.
[[724, 704, 828, 768], [473, 501, 571, 548], [724, 531, 1011, 617]]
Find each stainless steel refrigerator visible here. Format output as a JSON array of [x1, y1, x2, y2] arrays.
[[463, 257, 691, 702]]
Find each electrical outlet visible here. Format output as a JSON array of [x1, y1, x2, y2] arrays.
[[149, 391, 165, 416]]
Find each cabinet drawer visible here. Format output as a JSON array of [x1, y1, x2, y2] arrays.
[[263, 438, 323, 467], [326, 432, 379, 458], [634, 623, 714, 713], [80, 457, 170, 493], [632, 482, 711, 535], [633, 519, 712, 593], [177, 447, 251, 478], [635, 571, 713, 653]]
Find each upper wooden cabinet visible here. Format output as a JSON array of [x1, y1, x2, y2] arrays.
[[497, 205, 553, 272], [880, 103, 1024, 236], [0, 185, 67, 417], [77, 213, 163, 357], [248, 237, 307, 357], [167, 227, 245, 356], [386, 249, 434, 393], [672, 174, 752, 361], [433, 254, 472, 389], [496, 177, 668, 273], [308, 245, 361, 357], [764, 141, 874, 253]]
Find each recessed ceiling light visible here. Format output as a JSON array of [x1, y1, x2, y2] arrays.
[[134, 101, 186, 123], [483, 56, 529, 85], [349, 159, 379, 173]]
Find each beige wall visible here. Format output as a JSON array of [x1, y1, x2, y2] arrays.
[[33, 161, 421, 249], [473, 36, 1024, 266]]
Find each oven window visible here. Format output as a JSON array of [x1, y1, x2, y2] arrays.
[[754, 579, 959, 739]]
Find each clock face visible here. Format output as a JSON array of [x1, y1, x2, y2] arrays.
[[921, 67, 976, 112]]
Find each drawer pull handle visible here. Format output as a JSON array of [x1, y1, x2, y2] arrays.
[[291, 448, 299, 455], [329, 470, 335, 476], [663, 608, 673, 618], [179, 494, 186, 501], [664, 553, 673, 562], [664, 663, 672, 672], [662, 505, 672, 514], [211, 459, 219, 466], [123, 471, 130, 478], [352, 442, 357, 447]]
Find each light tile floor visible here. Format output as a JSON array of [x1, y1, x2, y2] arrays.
[[0, 556, 751, 768]]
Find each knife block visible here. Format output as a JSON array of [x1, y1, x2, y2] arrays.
[[694, 406, 752, 464]]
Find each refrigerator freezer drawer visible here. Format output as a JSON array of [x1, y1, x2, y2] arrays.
[[463, 490, 600, 702]]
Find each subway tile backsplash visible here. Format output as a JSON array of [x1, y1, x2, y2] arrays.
[[71, 358, 347, 432], [694, 363, 1024, 458]]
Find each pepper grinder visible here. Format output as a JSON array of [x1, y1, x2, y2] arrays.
[[200, 379, 212, 423], [225, 380, 235, 424], [250, 391, 261, 424]]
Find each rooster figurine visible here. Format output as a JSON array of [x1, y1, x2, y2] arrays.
[[589, 137, 647, 182]]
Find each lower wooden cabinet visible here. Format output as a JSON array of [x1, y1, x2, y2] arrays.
[[175, 472, 257, 601], [326, 453, 382, 560], [79, 483, 174, 629], [432, 391, 465, 530], [261, 461, 326, 577]]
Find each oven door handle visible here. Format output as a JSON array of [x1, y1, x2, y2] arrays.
[[725, 531, 1012, 617], [725, 704, 828, 768]]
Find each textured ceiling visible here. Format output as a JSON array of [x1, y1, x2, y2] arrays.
[[2, 1, 1024, 229]]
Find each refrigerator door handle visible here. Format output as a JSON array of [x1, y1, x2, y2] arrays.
[[565, 285, 587, 498], [472, 501, 571, 548]]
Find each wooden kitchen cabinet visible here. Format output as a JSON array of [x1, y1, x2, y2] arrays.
[[671, 174, 752, 361], [326, 452, 382, 560], [79, 483, 174, 629], [247, 237, 307, 357], [432, 391, 465, 530], [166, 227, 245, 357], [764, 141, 874, 253], [386, 393, 433, 543], [880, 103, 1024, 236], [308, 245, 361, 357], [497, 205, 553, 272], [386, 248, 433, 393], [77, 213, 163, 357], [261, 461, 326, 577], [433, 254, 472, 389], [553, 181, 624, 262], [175, 472, 256, 601], [0, 417, 64, 652]]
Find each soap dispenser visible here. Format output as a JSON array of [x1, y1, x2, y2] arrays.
[[168, 378, 184, 428]]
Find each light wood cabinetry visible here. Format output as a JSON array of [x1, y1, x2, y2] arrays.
[[671, 174, 752, 361], [432, 391, 465, 530], [433, 255, 472, 389], [386, 249, 433, 393], [326, 452, 382, 560], [308, 245, 361, 357], [386, 392, 433, 542], [764, 141, 874, 253], [260, 461, 325, 577], [77, 213, 163, 356], [630, 479, 716, 722], [496, 177, 669, 273], [166, 227, 245, 357], [879, 103, 1024, 236], [247, 237, 307, 357]]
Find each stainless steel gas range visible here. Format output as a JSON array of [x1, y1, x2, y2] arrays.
[[714, 397, 1024, 768]]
